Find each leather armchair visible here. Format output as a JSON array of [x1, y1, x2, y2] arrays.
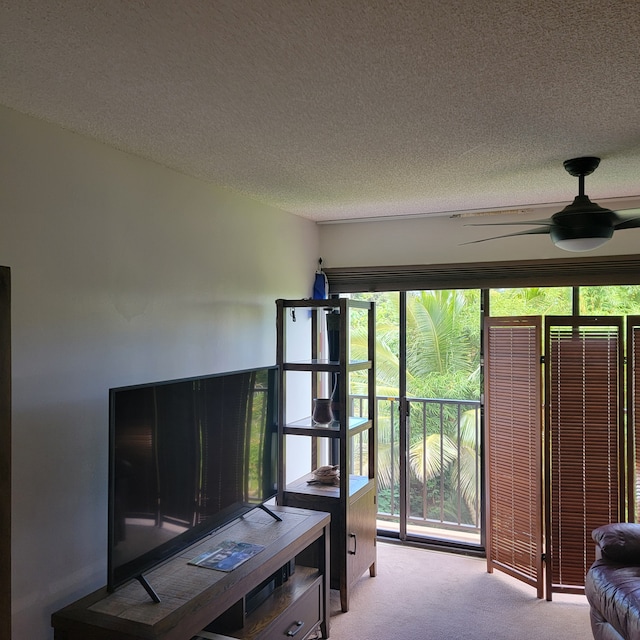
[[586, 523, 640, 640]]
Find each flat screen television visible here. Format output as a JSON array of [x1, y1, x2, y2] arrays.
[[107, 366, 279, 594]]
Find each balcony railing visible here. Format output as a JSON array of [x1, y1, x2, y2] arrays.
[[351, 395, 481, 540]]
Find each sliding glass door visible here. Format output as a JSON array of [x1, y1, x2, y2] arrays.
[[349, 290, 482, 548]]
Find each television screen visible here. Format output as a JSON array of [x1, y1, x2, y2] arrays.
[[107, 366, 278, 592]]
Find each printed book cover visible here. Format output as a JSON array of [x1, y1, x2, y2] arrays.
[[188, 540, 266, 572]]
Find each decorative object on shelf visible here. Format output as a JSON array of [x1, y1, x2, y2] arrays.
[[313, 258, 329, 299], [312, 398, 334, 425], [326, 310, 341, 421], [188, 540, 265, 572], [307, 465, 340, 486]]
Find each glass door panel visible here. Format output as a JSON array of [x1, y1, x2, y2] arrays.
[[347, 290, 482, 547], [403, 290, 481, 545]]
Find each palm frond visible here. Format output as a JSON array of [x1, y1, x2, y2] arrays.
[[408, 433, 457, 482], [376, 442, 397, 491]]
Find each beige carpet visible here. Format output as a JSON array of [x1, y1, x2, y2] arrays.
[[326, 541, 591, 640]]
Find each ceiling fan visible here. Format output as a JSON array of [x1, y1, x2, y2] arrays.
[[466, 157, 640, 252]]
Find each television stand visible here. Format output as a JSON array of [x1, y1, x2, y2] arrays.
[[52, 506, 330, 640], [257, 502, 283, 522], [135, 574, 161, 603]]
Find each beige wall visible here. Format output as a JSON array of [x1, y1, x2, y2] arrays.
[[1, 105, 318, 639]]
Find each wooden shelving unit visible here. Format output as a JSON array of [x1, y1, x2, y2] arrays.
[[276, 298, 377, 613], [51, 506, 330, 640]]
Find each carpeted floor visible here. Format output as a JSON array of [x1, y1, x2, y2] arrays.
[[326, 541, 591, 640]]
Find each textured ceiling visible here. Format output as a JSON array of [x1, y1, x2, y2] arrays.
[[1, 0, 640, 223]]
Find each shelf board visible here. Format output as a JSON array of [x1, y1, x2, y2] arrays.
[[220, 567, 321, 640], [278, 298, 371, 311], [284, 473, 372, 499], [346, 417, 372, 436], [282, 359, 371, 373], [278, 299, 340, 309], [284, 415, 370, 437]]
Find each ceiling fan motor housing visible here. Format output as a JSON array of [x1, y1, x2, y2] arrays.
[[550, 223, 614, 245], [553, 195, 617, 227], [550, 194, 615, 250]]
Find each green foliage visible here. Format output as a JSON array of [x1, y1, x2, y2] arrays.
[[351, 290, 481, 401], [409, 433, 457, 480], [489, 287, 572, 316], [580, 285, 640, 315]]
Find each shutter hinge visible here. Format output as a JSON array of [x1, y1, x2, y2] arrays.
[[541, 552, 546, 563], [540, 355, 545, 364]]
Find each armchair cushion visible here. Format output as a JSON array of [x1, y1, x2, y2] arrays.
[[592, 523, 640, 564]]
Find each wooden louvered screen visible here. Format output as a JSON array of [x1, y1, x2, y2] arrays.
[[628, 317, 640, 522], [485, 317, 543, 598], [545, 317, 624, 597]]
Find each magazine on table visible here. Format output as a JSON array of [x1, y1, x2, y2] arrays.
[[188, 540, 266, 572]]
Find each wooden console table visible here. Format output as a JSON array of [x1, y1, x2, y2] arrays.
[[52, 506, 330, 640]]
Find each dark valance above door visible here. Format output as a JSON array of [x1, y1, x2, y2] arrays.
[[325, 254, 640, 293]]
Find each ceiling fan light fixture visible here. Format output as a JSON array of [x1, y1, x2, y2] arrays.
[[550, 224, 614, 252], [552, 236, 611, 252]]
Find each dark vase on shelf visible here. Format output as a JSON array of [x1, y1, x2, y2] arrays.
[[313, 398, 334, 425]]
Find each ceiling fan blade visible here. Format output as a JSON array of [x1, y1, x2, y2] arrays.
[[465, 218, 553, 228], [614, 216, 640, 230], [462, 226, 551, 245]]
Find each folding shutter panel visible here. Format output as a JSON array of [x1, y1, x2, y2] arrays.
[[485, 317, 543, 598], [545, 317, 624, 597], [628, 316, 640, 522]]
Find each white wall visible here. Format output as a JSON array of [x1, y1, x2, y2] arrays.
[[0, 105, 319, 639]]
